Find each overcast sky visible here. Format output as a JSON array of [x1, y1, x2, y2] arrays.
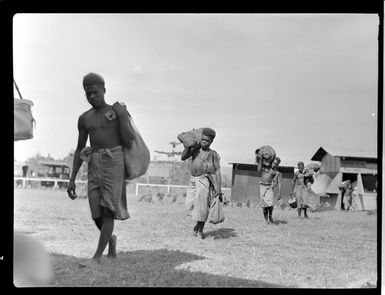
[[13, 13, 379, 167]]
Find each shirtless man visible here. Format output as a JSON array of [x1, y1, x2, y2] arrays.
[[255, 151, 282, 224], [67, 73, 135, 264], [181, 128, 222, 239], [290, 161, 309, 218]]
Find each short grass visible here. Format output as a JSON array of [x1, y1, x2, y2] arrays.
[[14, 188, 377, 288]]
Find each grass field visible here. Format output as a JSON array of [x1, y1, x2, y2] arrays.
[[14, 188, 378, 288]]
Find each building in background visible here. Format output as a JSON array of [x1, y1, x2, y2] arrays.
[[310, 147, 377, 211], [229, 163, 295, 206], [14, 161, 29, 177]]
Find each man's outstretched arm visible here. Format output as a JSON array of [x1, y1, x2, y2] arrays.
[[68, 116, 88, 200]]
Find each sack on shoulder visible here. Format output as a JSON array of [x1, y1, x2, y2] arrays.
[[123, 115, 150, 180], [177, 128, 203, 149], [14, 98, 35, 141], [208, 195, 225, 224]]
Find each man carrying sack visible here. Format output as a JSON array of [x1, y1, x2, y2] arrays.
[[67, 73, 137, 265], [180, 127, 223, 239]]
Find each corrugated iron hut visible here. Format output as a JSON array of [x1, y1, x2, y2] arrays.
[[230, 163, 295, 206], [310, 147, 377, 210]]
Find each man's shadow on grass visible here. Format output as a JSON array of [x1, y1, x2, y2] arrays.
[[203, 227, 238, 239], [272, 219, 288, 225], [51, 249, 292, 288]]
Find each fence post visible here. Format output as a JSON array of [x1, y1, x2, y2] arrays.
[[23, 178, 26, 189], [136, 183, 139, 196], [53, 180, 59, 190], [167, 185, 170, 194]]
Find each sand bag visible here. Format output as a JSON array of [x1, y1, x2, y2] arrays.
[[256, 145, 276, 165], [123, 114, 150, 180], [177, 128, 203, 148], [14, 98, 35, 141], [208, 194, 225, 224]]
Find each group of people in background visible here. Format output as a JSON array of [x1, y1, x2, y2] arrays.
[[253, 147, 319, 224], [178, 131, 326, 236]]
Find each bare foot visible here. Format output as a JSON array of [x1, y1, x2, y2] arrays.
[[107, 235, 117, 259], [92, 256, 101, 263]]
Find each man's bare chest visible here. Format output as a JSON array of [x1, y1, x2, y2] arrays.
[[85, 110, 119, 133], [296, 172, 305, 182], [262, 167, 277, 178]]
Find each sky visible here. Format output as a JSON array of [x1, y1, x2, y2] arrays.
[[13, 13, 379, 167]]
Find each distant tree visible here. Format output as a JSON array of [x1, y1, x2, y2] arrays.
[[25, 150, 88, 180], [25, 152, 55, 177]]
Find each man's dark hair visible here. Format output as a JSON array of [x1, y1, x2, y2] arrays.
[[83, 72, 105, 89], [202, 128, 216, 140]]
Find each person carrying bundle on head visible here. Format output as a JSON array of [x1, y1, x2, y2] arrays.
[[255, 146, 282, 225], [339, 180, 353, 211]]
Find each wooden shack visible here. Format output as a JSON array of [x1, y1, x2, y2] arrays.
[[310, 147, 377, 210], [230, 163, 295, 206]]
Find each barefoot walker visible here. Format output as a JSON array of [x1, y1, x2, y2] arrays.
[[290, 161, 310, 218], [255, 146, 282, 224], [180, 128, 223, 239], [67, 73, 135, 264]]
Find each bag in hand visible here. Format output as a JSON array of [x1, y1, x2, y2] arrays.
[[123, 114, 150, 180], [288, 197, 298, 209], [14, 99, 35, 141], [208, 194, 225, 224]]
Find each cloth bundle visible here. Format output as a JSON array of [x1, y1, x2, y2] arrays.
[[338, 179, 352, 190], [14, 98, 35, 141], [123, 113, 150, 180], [208, 193, 225, 224], [256, 145, 276, 165], [177, 128, 204, 148], [303, 163, 321, 175]]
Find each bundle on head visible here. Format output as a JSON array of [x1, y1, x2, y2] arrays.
[[304, 163, 321, 175], [177, 128, 204, 149], [339, 179, 352, 190], [257, 145, 276, 165]]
